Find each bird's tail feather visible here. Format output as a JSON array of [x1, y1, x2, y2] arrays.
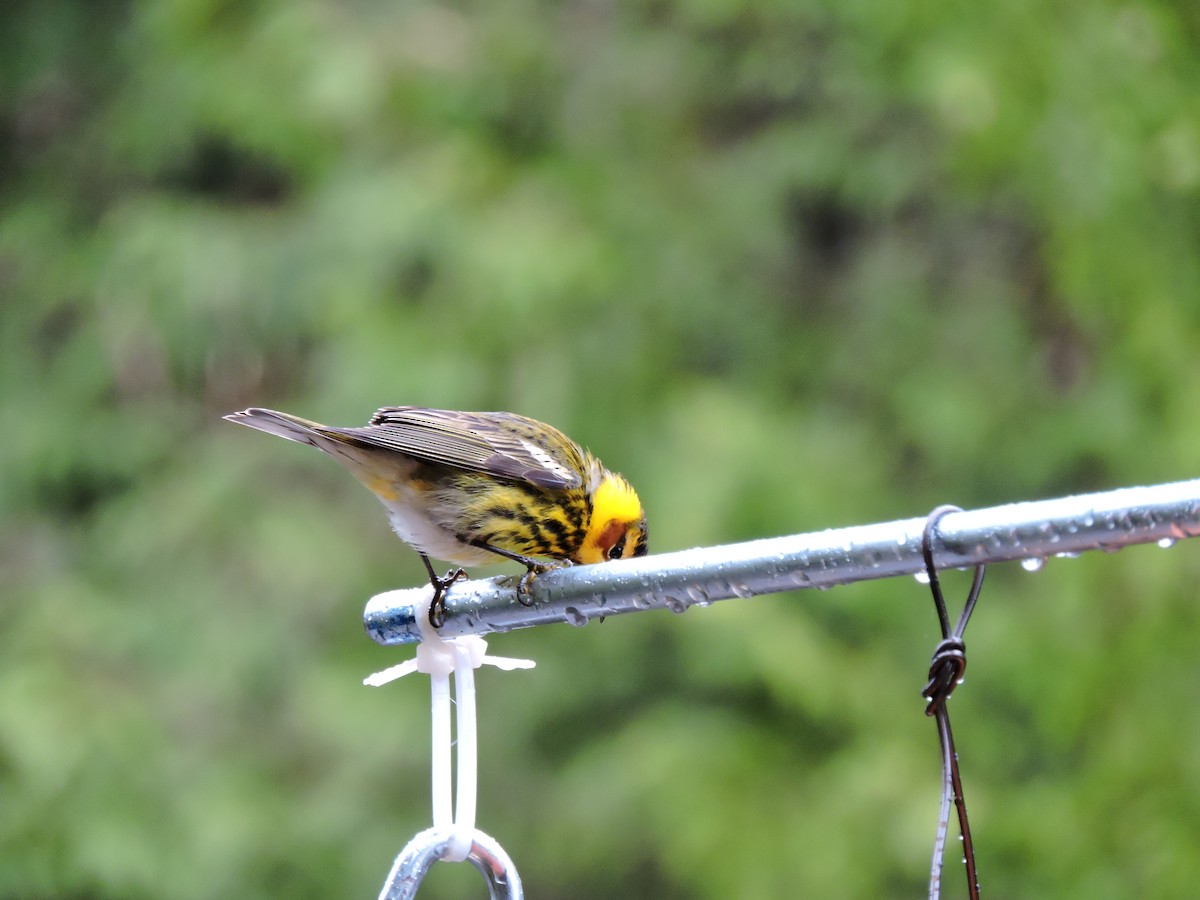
[[223, 407, 329, 447]]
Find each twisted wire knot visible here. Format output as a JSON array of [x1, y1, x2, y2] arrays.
[[923, 637, 967, 716]]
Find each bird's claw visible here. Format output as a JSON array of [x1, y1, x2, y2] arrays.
[[428, 567, 468, 628], [516, 559, 575, 607]]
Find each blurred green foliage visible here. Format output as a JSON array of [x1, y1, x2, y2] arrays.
[[4, 0, 1200, 897]]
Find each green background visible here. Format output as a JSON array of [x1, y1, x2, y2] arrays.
[[4, 1, 1200, 897]]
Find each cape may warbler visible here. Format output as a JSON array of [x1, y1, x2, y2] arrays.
[[225, 406, 648, 625]]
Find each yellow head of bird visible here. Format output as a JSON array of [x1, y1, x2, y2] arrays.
[[577, 472, 648, 564]]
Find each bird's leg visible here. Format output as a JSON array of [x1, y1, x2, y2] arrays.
[[420, 553, 467, 628], [467, 540, 573, 606]]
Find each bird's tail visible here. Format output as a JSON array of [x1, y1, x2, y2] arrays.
[[223, 407, 330, 447]]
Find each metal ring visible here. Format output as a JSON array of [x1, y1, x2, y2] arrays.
[[377, 827, 523, 900]]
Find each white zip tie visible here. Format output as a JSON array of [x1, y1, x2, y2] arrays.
[[364, 589, 534, 863]]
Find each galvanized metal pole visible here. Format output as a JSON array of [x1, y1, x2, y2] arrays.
[[364, 478, 1200, 646]]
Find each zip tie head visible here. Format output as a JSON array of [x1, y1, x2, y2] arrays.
[[363, 587, 536, 686]]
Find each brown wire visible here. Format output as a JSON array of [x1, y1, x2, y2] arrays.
[[921, 506, 984, 900]]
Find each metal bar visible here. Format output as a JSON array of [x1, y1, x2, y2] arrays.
[[364, 478, 1200, 646], [377, 827, 523, 900]]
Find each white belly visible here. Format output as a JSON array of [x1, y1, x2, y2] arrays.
[[380, 499, 497, 566]]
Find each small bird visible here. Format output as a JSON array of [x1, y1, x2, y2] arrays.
[[225, 406, 648, 625]]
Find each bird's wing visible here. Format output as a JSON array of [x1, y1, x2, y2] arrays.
[[328, 407, 586, 490]]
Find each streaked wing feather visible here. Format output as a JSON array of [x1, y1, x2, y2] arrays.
[[334, 407, 584, 490]]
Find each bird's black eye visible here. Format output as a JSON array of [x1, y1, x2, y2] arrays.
[[607, 535, 627, 560]]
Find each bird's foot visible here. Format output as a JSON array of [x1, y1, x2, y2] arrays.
[[516, 559, 575, 606], [427, 567, 468, 628]]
